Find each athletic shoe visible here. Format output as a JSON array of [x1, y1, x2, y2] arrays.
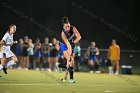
[[115, 71, 119, 75], [47, 68, 52, 72], [25, 68, 28, 70], [89, 71, 94, 73], [35, 68, 39, 71], [3, 67, 7, 74], [69, 79, 75, 83]]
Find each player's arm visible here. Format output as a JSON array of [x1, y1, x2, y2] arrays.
[[0, 40, 2, 45], [95, 47, 100, 55], [47, 44, 51, 53], [0, 40, 6, 45], [73, 26, 81, 44], [107, 46, 111, 59], [13, 41, 18, 44], [41, 43, 44, 53], [61, 31, 72, 55], [0, 40, 2, 48], [1, 33, 7, 45], [84, 47, 90, 58], [117, 45, 120, 60]]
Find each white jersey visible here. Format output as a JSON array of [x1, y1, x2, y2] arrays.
[[0, 46, 3, 58], [2, 32, 14, 45], [1, 32, 15, 58]]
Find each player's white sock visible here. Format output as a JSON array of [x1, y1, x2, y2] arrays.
[[108, 66, 113, 74], [0, 65, 3, 70], [6, 60, 15, 68], [115, 70, 119, 75]]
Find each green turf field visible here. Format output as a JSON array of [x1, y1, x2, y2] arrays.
[[0, 69, 140, 93]]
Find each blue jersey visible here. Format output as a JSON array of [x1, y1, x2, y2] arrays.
[[88, 47, 98, 62], [15, 44, 23, 56]]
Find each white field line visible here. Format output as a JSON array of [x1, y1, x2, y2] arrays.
[[0, 83, 139, 87]]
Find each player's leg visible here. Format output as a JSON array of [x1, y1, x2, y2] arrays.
[[0, 58, 3, 70], [52, 57, 57, 71], [22, 57, 25, 69], [6, 56, 18, 68], [2, 56, 16, 74], [0, 57, 7, 75], [88, 59, 94, 73], [57, 42, 69, 69], [25, 56, 29, 70], [42, 54, 48, 70], [48, 57, 53, 71], [3, 49, 18, 74], [107, 59, 113, 75], [55, 56, 62, 73], [0, 52, 3, 70], [4, 48, 18, 67], [68, 53, 75, 83], [17, 55, 22, 69], [111, 60, 115, 74], [0, 58, 2, 77], [93, 56, 99, 72], [115, 60, 119, 75], [62, 50, 71, 81], [36, 57, 40, 70], [57, 42, 75, 82]]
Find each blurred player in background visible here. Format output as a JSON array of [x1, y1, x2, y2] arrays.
[[15, 38, 23, 69], [22, 36, 29, 70], [107, 39, 120, 75], [42, 37, 50, 70], [28, 38, 34, 69], [84, 41, 100, 73], [73, 42, 81, 72], [48, 38, 58, 71], [34, 38, 42, 70]]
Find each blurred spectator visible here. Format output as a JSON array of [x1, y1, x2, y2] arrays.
[[42, 37, 50, 70], [55, 40, 64, 73], [74, 42, 81, 72], [22, 36, 29, 70], [107, 39, 120, 75], [28, 39, 34, 69], [84, 41, 100, 73], [15, 38, 23, 69], [34, 38, 43, 70], [48, 38, 58, 71]]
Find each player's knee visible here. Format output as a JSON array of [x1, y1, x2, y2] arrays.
[[69, 67, 73, 71], [12, 56, 18, 62]]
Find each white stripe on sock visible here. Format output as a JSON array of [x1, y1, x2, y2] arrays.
[[0, 65, 3, 70], [6, 60, 15, 68]]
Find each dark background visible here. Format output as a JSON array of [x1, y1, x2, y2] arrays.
[[0, 0, 140, 50]]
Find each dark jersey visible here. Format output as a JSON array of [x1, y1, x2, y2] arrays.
[[62, 26, 76, 49], [42, 43, 50, 53], [89, 47, 97, 56], [23, 42, 29, 56], [50, 44, 58, 57]]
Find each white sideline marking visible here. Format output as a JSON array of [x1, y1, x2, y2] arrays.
[[105, 91, 116, 92], [0, 83, 139, 87], [0, 84, 45, 86]]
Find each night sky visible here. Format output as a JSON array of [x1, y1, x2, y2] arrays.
[[0, 0, 140, 50]]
